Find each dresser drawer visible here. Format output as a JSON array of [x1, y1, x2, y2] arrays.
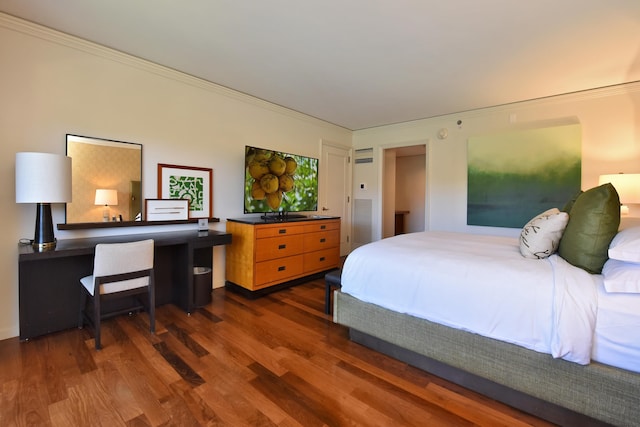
[[255, 235, 303, 262], [256, 223, 305, 239], [303, 230, 339, 252], [303, 248, 339, 273], [255, 255, 304, 287], [303, 220, 339, 234]]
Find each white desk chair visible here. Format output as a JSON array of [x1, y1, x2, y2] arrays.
[[79, 239, 155, 349]]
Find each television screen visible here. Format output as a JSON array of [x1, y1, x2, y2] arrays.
[[244, 146, 319, 214]]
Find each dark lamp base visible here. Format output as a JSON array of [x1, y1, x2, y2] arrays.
[[33, 239, 57, 251], [33, 203, 56, 252]]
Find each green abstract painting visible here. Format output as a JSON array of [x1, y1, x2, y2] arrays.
[[467, 123, 581, 228], [169, 175, 204, 211]]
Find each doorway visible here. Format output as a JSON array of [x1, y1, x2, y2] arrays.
[[382, 144, 427, 238]]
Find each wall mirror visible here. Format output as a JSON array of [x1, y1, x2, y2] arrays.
[[64, 134, 142, 226]]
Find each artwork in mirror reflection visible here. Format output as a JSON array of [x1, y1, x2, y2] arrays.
[[66, 134, 142, 224]]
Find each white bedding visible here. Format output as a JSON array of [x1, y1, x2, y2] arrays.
[[592, 285, 640, 372], [341, 231, 601, 365]]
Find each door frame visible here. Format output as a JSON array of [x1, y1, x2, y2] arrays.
[[320, 139, 353, 256], [378, 140, 429, 240]]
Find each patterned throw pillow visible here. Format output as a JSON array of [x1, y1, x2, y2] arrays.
[[519, 208, 569, 259]]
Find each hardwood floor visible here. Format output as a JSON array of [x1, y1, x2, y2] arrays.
[[0, 279, 555, 426]]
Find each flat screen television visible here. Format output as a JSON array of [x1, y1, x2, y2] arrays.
[[244, 145, 319, 217]]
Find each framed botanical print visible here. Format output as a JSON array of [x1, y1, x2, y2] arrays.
[[157, 163, 212, 219]]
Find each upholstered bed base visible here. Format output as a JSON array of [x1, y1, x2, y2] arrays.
[[334, 291, 639, 427]]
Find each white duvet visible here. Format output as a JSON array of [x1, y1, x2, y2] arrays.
[[341, 231, 599, 365]]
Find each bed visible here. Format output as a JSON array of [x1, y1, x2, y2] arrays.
[[334, 184, 640, 427]]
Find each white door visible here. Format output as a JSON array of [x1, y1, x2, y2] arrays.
[[320, 141, 352, 256]]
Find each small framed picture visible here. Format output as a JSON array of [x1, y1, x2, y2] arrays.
[[145, 199, 189, 221]]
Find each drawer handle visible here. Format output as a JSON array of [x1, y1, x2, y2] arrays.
[[279, 229, 287, 234], [278, 266, 286, 271], [320, 225, 326, 230], [278, 244, 286, 249], [320, 238, 326, 243], [319, 257, 326, 262]]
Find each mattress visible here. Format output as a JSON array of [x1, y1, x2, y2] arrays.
[[341, 231, 640, 371]]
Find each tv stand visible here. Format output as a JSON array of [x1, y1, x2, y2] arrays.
[[225, 217, 340, 294]]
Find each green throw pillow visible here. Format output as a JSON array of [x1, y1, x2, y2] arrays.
[[558, 183, 620, 274], [561, 190, 582, 213]]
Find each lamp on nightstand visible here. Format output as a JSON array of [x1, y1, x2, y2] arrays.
[[599, 173, 640, 215], [15, 152, 72, 251], [95, 189, 118, 222]]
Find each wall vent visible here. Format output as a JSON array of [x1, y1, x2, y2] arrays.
[[354, 148, 373, 164]]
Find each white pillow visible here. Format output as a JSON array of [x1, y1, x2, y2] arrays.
[[519, 208, 569, 259], [608, 226, 640, 263], [602, 259, 640, 293]]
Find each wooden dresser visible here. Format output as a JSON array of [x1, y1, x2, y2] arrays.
[[225, 217, 340, 295]]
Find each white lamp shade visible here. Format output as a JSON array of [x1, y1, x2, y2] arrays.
[[15, 152, 72, 203], [599, 173, 640, 204], [95, 189, 118, 206]]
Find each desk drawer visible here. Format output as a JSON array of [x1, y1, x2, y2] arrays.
[[304, 248, 339, 273], [303, 230, 339, 252], [255, 235, 303, 262], [255, 255, 304, 287]]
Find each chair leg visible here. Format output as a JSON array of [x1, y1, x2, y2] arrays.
[[93, 294, 101, 350], [325, 281, 332, 314], [78, 287, 87, 328], [148, 274, 155, 334]]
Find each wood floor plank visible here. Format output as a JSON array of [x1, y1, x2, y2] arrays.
[[49, 369, 126, 427], [2, 279, 559, 426], [197, 359, 303, 427], [248, 362, 331, 427], [0, 337, 22, 383], [14, 338, 53, 426], [114, 316, 183, 387], [167, 379, 222, 426], [277, 342, 470, 427], [271, 347, 401, 427], [211, 319, 289, 377], [95, 359, 144, 423], [153, 341, 205, 387]]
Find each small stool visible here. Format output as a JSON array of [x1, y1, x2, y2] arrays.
[[325, 268, 342, 314]]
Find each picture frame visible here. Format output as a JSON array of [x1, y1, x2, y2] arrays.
[[157, 163, 212, 219], [145, 199, 189, 221]]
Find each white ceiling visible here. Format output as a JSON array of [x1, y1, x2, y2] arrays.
[[1, 0, 639, 130]]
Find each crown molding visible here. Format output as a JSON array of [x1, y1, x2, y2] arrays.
[[0, 12, 349, 132], [356, 79, 640, 134]]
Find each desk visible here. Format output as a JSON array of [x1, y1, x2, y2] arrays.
[[395, 210, 409, 235], [18, 229, 231, 340]]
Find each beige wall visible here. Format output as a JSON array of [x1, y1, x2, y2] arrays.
[[0, 14, 351, 340], [396, 154, 426, 234], [353, 83, 640, 241]]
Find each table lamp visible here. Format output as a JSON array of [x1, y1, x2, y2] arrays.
[[15, 152, 72, 251], [95, 189, 118, 222], [599, 173, 640, 215]]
